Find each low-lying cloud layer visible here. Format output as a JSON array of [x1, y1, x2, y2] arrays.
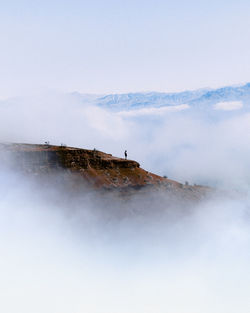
[[1, 168, 250, 313], [1, 92, 250, 313], [0, 92, 250, 187]]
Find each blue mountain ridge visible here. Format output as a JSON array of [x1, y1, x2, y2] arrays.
[[73, 82, 250, 112]]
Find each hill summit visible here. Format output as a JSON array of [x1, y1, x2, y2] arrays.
[[0, 143, 181, 189]]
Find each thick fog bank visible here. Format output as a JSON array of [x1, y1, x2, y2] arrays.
[[1, 93, 250, 188], [1, 92, 250, 312], [1, 169, 250, 313]]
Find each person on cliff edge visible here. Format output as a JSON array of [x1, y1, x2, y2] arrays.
[[124, 150, 127, 160]]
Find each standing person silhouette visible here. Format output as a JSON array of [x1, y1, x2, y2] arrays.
[[124, 150, 127, 160]]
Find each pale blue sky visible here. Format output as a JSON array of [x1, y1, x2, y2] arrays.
[[0, 0, 250, 97]]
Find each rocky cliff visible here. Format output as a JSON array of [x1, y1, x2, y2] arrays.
[[0, 143, 208, 200], [0, 143, 175, 188]]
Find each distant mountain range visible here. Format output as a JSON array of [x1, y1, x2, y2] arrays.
[[73, 83, 250, 112]]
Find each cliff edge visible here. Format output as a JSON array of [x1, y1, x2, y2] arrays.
[[0, 143, 183, 189]]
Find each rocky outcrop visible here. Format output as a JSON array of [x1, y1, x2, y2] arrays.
[[0, 143, 210, 203], [0, 143, 182, 189]]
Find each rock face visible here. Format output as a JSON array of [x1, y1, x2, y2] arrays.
[[0, 143, 182, 189]]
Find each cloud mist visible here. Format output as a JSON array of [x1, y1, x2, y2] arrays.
[[1, 93, 250, 187], [1, 167, 250, 313], [1, 93, 250, 312]]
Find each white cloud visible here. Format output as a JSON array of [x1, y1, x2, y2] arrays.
[[214, 101, 243, 111], [1, 92, 250, 312], [118, 104, 189, 117], [1, 170, 250, 313], [0, 93, 250, 187]]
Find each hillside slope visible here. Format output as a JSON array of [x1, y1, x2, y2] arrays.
[[0, 143, 209, 203], [0, 143, 176, 188]]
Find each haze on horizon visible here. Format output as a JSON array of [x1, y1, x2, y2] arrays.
[[0, 0, 250, 98], [2, 1, 250, 313]]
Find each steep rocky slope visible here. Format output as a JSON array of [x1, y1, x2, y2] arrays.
[[0, 143, 209, 200], [0, 143, 175, 187]]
